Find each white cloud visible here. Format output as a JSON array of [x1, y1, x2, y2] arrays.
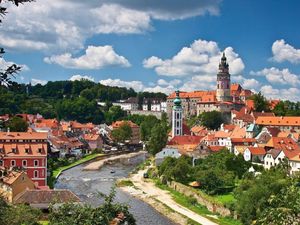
[[261, 85, 300, 102], [271, 39, 300, 64], [242, 78, 260, 90], [44, 45, 130, 69], [250, 67, 300, 87], [143, 39, 245, 77], [31, 78, 47, 86], [99, 78, 145, 92], [0, 58, 29, 71], [69, 75, 95, 82], [0, 0, 221, 52]]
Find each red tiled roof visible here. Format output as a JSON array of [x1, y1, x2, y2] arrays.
[[265, 137, 300, 159], [247, 147, 266, 155], [112, 120, 139, 128], [256, 116, 300, 126], [231, 138, 256, 143], [168, 136, 203, 145], [168, 91, 216, 99], [208, 145, 225, 152], [0, 132, 47, 140]]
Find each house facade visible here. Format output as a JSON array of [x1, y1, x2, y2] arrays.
[[0, 132, 48, 186]]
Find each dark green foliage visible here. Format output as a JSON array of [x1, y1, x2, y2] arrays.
[[272, 100, 300, 116], [0, 196, 41, 225], [49, 188, 136, 225], [234, 167, 291, 225], [105, 105, 127, 124], [199, 111, 225, 130], [249, 92, 270, 112], [111, 122, 132, 143], [147, 121, 168, 155], [6, 116, 28, 132]]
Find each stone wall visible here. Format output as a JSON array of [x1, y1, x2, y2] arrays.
[[168, 181, 231, 217], [129, 110, 162, 119]]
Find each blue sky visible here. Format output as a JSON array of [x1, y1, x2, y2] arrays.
[[1, 0, 300, 101]]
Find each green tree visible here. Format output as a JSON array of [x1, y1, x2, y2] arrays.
[[111, 122, 132, 143], [49, 188, 136, 225], [105, 105, 127, 124], [250, 92, 270, 112], [199, 111, 224, 130], [147, 122, 168, 155], [6, 116, 28, 132]]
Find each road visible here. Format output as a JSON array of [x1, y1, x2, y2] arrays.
[[125, 168, 218, 225]]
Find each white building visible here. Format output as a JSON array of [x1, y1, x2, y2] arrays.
[[113, 97, 139, 111], [264, 149, 285, 169], [171, 91, 183, 137], [155, 147, 181, 166]]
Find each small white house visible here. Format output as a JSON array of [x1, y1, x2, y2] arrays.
[[155, 147, 181, 166], [264, 149, 285, 169], [243, 147, 266, 163], [289, 154, 300, 174]]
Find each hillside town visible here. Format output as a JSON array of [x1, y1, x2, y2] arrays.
[[1, 1, 300, 225]]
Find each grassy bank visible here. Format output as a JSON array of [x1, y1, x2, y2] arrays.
[[155, 180, 242, 225]]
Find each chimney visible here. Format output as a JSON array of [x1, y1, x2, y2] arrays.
[[7, 127, 10, 135]]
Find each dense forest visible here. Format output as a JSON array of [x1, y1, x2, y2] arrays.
[[0, 80, 167, 124]]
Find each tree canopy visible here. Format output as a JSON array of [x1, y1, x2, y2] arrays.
[[111, 122, 132, 143]]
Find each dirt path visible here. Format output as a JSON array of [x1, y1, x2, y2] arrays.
[[122, 168, 218, 225]]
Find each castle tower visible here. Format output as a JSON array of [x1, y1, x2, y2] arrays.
[[216, 52, 232, 102], [172, 90, 183, 137]]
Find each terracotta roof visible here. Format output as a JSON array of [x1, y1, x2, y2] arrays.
[[265, 137, 300, 159], [14, 189, 80, 204], [208, 145, 224, 152], [265, 127, 281, 137], [230, 126, 246, 139], [214, 130, 232, 138], [83, 134, 101, 141], [168, 91, 216, 99], [202, 134, 217, 142], [35, 119, 59, 129], [231, 83, 242, 92], [111, 120, 139, 128], [231, 138, 256, 143], [71, 121, 94, 130], [289, 154, 300, 162], [177, 144, 198, 155], [256, 116, 300, 126], [1, 169, 23, 185], [190, 126, 205, 134], [223, 124, 236, 131], [252, 112, 275, 119], [247, 147, 266, 155], [269, 99, 280, 110], [0, 143, 47, 156], [182, 123, 191, 135], [245, 100, 255, 109], [0, 132, 48, 140], [168, 136, 203, 145], [240, 89, 252, 96]]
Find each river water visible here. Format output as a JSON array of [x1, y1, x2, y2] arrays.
[[55, 154, 177, 225]]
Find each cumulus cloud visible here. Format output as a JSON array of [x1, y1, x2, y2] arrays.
[[1, 0, 221, 52], [99, 78, 183, 94], [0, 58, 29, 71], [250, 67, 300, 87], [271, 39, 300, 64], [143, 39, 245, 77], [31, 78, 47, 86], [69, 75, 95, 82], [261, 85, 300, 102], [44, 46, 130, 69]]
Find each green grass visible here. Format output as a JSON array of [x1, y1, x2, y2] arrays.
[[39, 221, 49, 225], [214, 193, 235, 205], [52, 153, 103, 178], [116, 179, 134, 187], [155, 180, 242, 225]]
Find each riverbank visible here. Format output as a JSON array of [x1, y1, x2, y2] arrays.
[[83, 151, 147, 171], [120, 168, 218, 225]]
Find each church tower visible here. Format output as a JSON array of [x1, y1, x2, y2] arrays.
[[172, 90, 183, 137], [216, 53, 231, 102]]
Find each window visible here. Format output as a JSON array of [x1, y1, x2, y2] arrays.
[[25, 148, 29, 153], [22, 160, 27, 167], [0, 160, 3, 166], [34, 160, 39, 167], [38, 148, 42, 153], [34, 170, 38, 178], [11, 160, 16, 167], [12, 148, 17, 153]]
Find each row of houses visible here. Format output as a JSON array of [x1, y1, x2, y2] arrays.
[[156, 113, 300, 173], [112, 97, 167, 112]]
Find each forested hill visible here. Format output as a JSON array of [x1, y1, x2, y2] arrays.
[[0, 80, 167, 124]]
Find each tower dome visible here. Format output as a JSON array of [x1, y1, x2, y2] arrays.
[[173, 90, 181, 107]]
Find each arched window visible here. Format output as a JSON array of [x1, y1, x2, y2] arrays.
[[34, 170, 39, 178]]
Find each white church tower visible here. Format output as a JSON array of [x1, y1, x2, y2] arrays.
[[172, 90, 183, 137]]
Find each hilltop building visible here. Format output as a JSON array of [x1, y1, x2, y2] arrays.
[[167, 53, 252, 120]]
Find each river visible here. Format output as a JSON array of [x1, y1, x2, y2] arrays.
[[55, 154, 177, 225]]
